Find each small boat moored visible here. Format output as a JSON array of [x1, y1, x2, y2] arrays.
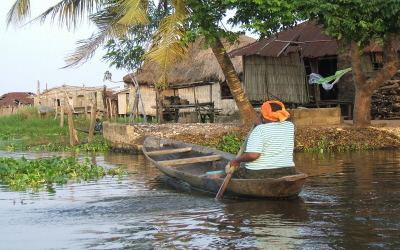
[[142, 137, 307, 199]]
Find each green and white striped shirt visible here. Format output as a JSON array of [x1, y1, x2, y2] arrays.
[[245, 121, 295, 170]]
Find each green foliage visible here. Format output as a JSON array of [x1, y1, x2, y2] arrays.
[[227, 0, 400, 47], [301, 137, 370, 153], [1, 139, 109, 152], [0, 156, 135, 191], [203, 132, 244, 154], [225, 0, 299, 38], [102, 2, 165, 72]]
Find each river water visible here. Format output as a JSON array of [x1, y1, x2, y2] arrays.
[[1, 149, 400, 250]]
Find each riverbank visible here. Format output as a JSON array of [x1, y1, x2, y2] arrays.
[[107, 120, 400, 152]]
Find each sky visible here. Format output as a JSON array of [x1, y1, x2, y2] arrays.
[[0, 1, 128, 96]]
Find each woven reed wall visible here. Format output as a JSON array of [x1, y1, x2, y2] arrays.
[[243, 54, 309, 104]]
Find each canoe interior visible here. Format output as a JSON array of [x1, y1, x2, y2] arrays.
[[143, 137, 232, 176]]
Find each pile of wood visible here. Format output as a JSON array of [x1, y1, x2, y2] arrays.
[[371, 80, 400, 119]]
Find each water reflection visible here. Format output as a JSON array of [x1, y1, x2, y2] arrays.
[[1, 149, 400, 249]]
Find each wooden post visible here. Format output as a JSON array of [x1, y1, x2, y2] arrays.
[[102, 85, 108, 120], [60, 106, 64, 127], [63, 91, 79, 146], [88, 94, 97, 142]]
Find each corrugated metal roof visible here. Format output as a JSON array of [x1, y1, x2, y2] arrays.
[[0, 92, 35, 107], [230, 20, 400, 58]]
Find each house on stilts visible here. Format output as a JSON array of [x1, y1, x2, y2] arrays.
[[121, 35, 256, 123]]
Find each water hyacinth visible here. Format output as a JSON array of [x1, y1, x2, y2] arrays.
[[0, 156, 130, 191]]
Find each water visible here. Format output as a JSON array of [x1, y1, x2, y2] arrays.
[[1, 149, 400, 249]]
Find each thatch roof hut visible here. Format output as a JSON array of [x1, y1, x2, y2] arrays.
[[121, 35, 256, 119], [123, 35, 256, 85]]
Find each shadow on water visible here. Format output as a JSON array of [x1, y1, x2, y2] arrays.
[[1, 149, 400, 249]]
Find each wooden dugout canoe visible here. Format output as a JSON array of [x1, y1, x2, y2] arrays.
[[142, 137, 307, 199]]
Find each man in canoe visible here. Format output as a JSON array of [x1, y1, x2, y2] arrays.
[[229, 100, 296, 179]]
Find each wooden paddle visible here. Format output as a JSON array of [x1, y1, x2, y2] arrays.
[[215, 124, 255, 201]]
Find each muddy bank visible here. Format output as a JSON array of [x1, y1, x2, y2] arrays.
[[105, 121, 400, 152], [168, 123, 400, 151]]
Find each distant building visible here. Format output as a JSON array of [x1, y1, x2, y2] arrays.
[[0, 92, 35, 107], [33, 85, 117, 116]]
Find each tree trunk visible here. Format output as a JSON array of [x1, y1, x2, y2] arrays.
[[155, 86, 164, 124], [128, 84, 137, 124], [337, 39, 355, 103], [353, 85, 374, 127], [208, 36, 258, 123], [351, 40, 400, 127]]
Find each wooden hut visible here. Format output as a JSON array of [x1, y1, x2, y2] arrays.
[[122, 35, 256, 121], [229, 20, 400, 112], [34, 85, 117, 117]]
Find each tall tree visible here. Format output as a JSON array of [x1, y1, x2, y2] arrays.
[[228, 0, 400, 127], [7, 0, 258, 123], [185, 0, 258, 122]]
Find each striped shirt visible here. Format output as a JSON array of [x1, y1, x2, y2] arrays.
[[245, 121, 295, 170]]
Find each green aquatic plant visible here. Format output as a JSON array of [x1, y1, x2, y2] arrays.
[[0, 156, 134, 191], [1, 140, 110, 152], [203, 132, 244, 154]]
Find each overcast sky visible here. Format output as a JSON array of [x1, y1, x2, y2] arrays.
[[0, 1, 127, 96]]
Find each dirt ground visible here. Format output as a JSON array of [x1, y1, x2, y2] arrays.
[[132, 120, 400, 151]]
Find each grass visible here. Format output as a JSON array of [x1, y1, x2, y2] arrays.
[[0, 107, 156, 152], [0, 106, 70, 138], [0, 107, 138, 192]]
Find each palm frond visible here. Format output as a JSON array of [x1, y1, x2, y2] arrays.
[[117, 0, 149, 25], [144, 0, 189, 87], [63, 4, 131, 68], [6, 0, 31, 28], [27, 0, 103, 30]]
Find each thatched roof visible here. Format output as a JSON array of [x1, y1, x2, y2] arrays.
[[123, 35, 256, 85]]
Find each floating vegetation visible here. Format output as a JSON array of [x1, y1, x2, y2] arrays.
[[1, 140, 110, 152], [0, 156, 135, 191]]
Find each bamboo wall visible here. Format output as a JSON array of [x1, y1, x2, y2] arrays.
[[118, 86, 158, 117], [243, 54, 309, 104], [0, 105, 30, 116], [117, 91, 128, 115]]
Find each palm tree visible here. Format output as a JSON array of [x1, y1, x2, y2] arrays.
[[7, 0, 258, 122]]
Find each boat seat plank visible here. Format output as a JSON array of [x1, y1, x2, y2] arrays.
[[146, 147, 192, 155], [158, 155, 222, 165]]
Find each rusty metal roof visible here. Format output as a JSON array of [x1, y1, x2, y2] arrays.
[[0, 92, 35, 107], [230, 20, 337, 58], [230, 20, 400, 58]]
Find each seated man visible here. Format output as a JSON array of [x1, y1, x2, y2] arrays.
[[94, 118, 103, 131], [229, 100, 296, 179]]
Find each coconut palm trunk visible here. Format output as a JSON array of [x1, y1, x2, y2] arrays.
[[208, 36, 258, 123]]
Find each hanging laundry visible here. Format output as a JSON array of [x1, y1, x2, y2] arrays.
[[309, 68, 352, 90]]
